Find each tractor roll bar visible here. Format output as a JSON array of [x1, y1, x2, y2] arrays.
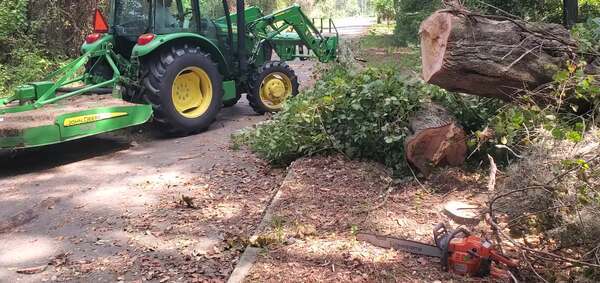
[[237, 0, 247, 79]]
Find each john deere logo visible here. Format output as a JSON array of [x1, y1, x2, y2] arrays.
[[64, 112, 128, 127]]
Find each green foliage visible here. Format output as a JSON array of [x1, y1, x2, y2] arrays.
[[464, 0, 562, 22], [433, 60, 599, 166], [0, 40, 65, 97], [1, 44, 64, 95], [310, 0, 368, 18], [572, 17, 600, 54], [392, 0, 600, 46], [238, 60, 597, 174], [393, 0, 439, 46], [581, 0, 600, 20], [237, 67, 443, 172], [0, 0, 28, 38], [0, 0, 67, 98], [463, 0, 599, 22], [373, 0, 395, 22]]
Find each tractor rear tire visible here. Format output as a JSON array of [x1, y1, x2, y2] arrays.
[[247, 61, 299, 115], [141, 45, 223, 136]]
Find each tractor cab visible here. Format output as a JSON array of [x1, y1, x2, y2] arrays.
[[95, 0, 228, 59]]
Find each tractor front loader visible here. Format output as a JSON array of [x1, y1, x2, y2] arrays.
[[0, 0, 338, 150]]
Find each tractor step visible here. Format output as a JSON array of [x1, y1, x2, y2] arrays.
[[0, 95, 152, 149]]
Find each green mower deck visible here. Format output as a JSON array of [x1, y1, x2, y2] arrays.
[[0, 94, 152, 149]]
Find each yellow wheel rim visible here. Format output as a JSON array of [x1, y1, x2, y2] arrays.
[[171, 67, 213, 118], [259, 72, 293, 110]]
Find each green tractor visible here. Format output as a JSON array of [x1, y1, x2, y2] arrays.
[[0, 0, 338, 149]]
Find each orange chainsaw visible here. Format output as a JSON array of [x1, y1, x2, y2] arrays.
[[357, 223, 519, 280]]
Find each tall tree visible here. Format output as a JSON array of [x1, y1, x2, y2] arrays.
[[563, 0, 579, 28]]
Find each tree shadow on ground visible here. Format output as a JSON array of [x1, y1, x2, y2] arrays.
[[0, 136, 284, 282], [0, 102, 258, 178], [0, 136, 133, 178]]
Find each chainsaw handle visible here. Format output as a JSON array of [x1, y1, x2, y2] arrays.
[[433, 223, 447, 244], [433, 223, 471, 245], [434, 224, 471, 271]]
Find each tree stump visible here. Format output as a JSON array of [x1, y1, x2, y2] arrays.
[[405, 103, 467, 177], [420, 9, 578, 102]]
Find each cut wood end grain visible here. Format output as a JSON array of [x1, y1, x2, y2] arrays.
[[405, 103, 467, 177], [419, 9, 579, 102]]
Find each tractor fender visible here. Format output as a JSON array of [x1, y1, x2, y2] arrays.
[[81, 34, 115, 54], [131, 33, 229, 76]]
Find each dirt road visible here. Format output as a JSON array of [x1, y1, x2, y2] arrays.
[[0, 18, 374, 282]]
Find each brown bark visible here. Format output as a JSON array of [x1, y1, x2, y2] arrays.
[[420, 9, 578, 101], [405, 103, 467, 177]]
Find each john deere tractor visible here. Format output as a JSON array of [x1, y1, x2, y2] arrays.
[[0, 0, 338, 149]]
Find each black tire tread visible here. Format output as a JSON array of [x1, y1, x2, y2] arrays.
[[247, 61, 299, 115], [141, 44, 223, 136]]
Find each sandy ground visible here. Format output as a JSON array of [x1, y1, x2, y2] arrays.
[[0, 18, 374, 282]]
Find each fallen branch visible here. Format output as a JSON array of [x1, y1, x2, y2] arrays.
[[487, 215, 600, 268], [486, 154, 504, 254], [487, 154, 600, 270], [522, 251, 549, 283], [487, 154, 497, 192]]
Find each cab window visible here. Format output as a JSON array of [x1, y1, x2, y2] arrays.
[[114, 0, 151, 35], [155, 0, 197, 33], [199, 0, 225, 19]]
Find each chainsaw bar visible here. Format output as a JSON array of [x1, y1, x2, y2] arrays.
[[357, 233, 442, 258]]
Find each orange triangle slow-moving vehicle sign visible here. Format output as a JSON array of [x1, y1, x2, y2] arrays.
[[93, 9, 109, 33]]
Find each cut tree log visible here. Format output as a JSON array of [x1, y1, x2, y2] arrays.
[[420, 9, 579, 102], [405, 103, 467, 176]]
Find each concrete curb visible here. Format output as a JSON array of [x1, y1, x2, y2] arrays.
[[227, 163, 295, 283]]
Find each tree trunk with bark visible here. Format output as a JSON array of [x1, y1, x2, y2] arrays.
[[420, 9, 579, 102], [405, 103, 467, 177], [563, 0, 579, 29]]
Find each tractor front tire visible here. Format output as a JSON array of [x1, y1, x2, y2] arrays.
[[248, 61, 299, 115], [142, 45, 223, 136], [223, 44, 273, 109]]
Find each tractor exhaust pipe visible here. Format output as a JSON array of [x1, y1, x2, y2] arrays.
[[236, 0, 247, 79]]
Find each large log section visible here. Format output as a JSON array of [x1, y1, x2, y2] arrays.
[[405, 103, 467, 176], [420, 9, 578, 101]]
